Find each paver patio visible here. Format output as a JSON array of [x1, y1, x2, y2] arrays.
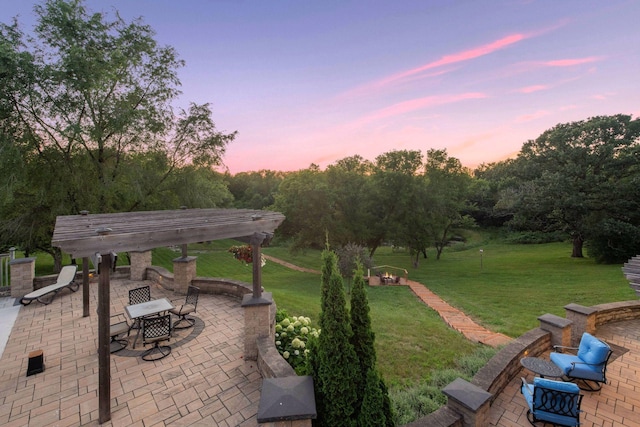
[[0, 279, 261, 426], [489, 318, 640, 427]]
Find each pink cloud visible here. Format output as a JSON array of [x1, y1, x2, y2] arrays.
[[515, 110, 551, 123], [351, 92, 487, 127], [541, 57, 604, 67], [339, 33, 531, 100], [515, 84, 549, 94]]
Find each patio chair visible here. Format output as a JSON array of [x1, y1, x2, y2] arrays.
[[110, 314, 130, 353], [128, 285, 151, 330], [140, 314, 172, 361], [169, 285, 200, 329], [550, 332, 612, 391], [520, 377, 582, 427], [20, 265, 79, 305]]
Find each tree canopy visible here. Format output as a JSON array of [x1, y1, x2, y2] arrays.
[[0, 0, 235, 265]]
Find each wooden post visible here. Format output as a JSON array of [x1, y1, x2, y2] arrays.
[[250, 233, 264, 299], [82, 257, 90, 318], [98, 253, 112, 424]]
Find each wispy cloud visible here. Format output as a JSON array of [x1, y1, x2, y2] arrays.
[[539, 57, 604, 67], [351, 92, 487, 128], [515, 110, 551, 123], [339, 33, 531, 100], [514, 84, 549, 94]]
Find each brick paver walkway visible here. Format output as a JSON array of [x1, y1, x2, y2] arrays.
[[406, 280, 512, 348], [489, 318, 640, 427], [265, 255, 512, 348], [0, 280, 261, 426]]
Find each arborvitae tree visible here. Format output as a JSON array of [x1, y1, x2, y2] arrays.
[[313, 247, 359, 427], [350, 262, 376, 395], [350, 261, 394, 426], [358, 369, 386, 427]]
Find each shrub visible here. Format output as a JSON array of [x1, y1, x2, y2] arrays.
[[274, 313, 320, 375]]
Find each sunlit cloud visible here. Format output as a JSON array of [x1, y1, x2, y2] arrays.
[[540, 57, 604, 67], [515, 110, 551, 123], [514, 84, 549, 93], [339, 33, 531, 100], [350, 92, 487, 128]]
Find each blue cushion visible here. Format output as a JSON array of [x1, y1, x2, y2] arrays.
[[533, 377, 580, 393], [577, 333, 610, 365], [550, 352, 582, 374], [531, 379, 581, 426]]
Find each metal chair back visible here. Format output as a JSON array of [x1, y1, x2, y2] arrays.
[[142, 315, 172, 343], [129, 286, 151, 306]]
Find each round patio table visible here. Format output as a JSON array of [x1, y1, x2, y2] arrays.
[[520, 357, 564, 378]]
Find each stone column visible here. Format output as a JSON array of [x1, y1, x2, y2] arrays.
[[9, 257, 36, 298], [130, 250, 152, 281], [173, 256, 197, 294], [242, 292, 274, 360], [442, 378, 492, 427], [564, 303, 596, 346], [538, 313, 572, 347]]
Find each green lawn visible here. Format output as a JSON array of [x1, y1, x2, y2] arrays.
[[29, 236, 635, 387]]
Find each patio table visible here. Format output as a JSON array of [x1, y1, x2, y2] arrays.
[[125, 297, 174, 348], [520, 356, 564, 379]]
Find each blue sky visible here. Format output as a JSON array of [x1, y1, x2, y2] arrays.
[[4, 0, 639, 173]]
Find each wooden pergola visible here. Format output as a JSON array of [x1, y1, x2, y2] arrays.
[[52, 208, 285, 424]]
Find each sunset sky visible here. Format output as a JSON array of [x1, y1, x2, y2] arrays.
[[4, 0, 640, 173]]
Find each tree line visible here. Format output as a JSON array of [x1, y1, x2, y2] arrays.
[[2, 1, 639, 269]]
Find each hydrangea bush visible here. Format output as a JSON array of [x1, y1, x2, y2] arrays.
[[275, 310, 320, 374]]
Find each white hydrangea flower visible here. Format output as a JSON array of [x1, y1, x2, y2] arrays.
[[283, 351, 290, 359]]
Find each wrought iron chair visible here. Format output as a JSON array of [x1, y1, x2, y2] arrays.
[[520, 377, 583, 426], [550, 332, 613, 391], [128, 285, 151, 330], [109, 314, 130, 353], [140, 315, 172, 361], [169, 286, 200, 329]]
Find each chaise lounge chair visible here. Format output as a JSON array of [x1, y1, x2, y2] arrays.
[[20, 265, 80, 305]]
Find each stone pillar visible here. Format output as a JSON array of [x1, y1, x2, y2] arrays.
[[257, 376, 316, 427], [442, 378, 492, 427], [538, 313, 572, 348], [242, 292, 274, 360], [130, 250, 152, 281], [9, 257, 36, 298], [564, 303, 596, 346], [173, 256, 197, 294]]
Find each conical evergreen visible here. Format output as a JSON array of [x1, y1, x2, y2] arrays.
[[314, 248, 359, 426], [357, 369, 386, 427], [350, 261, 394, 426]]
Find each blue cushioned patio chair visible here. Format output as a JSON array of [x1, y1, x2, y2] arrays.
[[550, 332, 612, 391], [520, 377, 582, 426]]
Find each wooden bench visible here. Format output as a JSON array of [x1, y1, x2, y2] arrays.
[[20, 265, 80, 305]]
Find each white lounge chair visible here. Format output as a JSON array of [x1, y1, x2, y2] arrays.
[[20, 265, 80, 305]]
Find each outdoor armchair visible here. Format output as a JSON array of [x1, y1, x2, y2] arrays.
[[110, 313, 130, 353], [520, 377, 582, 426], [550, 332, 612, 391], [169, 285, 200, 329], [141, 314, 172, 361], [128, 285, 151, 330]]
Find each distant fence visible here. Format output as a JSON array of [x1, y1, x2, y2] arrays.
[[0, 248, 16, 288]]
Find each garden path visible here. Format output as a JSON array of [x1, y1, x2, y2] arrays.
[[263, 255, 512, 348]]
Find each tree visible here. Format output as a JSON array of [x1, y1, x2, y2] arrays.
[[423, 149, 475, 260], [270, 165, 334, 250], [508, 115, 640, 259], [368, 150, 424, 256], [311, 246, 359, 427], [325, 155, 376, 247], [226, 169, 284, 209], [350, 262, 393, 426], [0, 0, 235, 267]]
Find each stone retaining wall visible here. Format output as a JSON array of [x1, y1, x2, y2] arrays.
[[408, 299, 640, 427]]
